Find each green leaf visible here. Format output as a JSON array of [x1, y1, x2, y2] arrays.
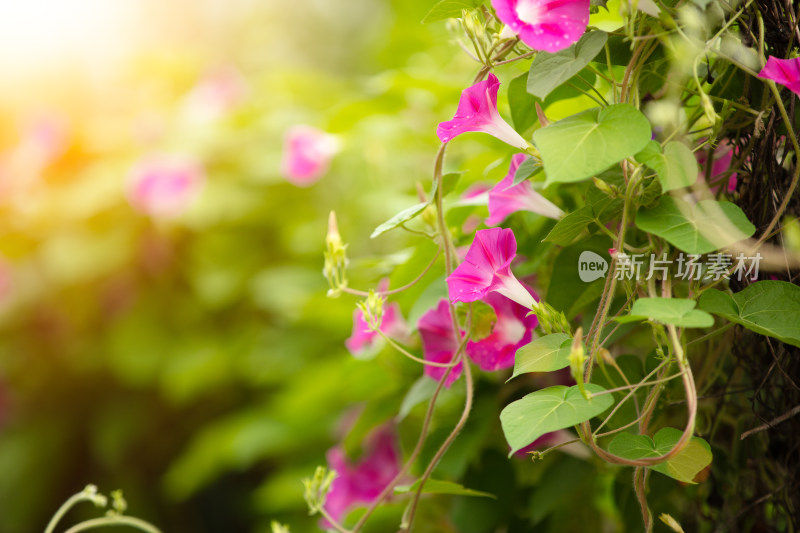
[[397, 376, 437, 421], [607, 428, 712, 483], [512, 157, 543, 186], [544, 195, 622, 245], [370, 202, 428, 238], [534, 104, 652, 186], [635, 140, 698, 192], [510, 333, 572, 380], [527, 31, 608, 100], [500, 384, 614, 455], [634, 197, 755, 254], [395, 478, 496, 499], [616, 297, 714, 328], [371, 172, 462, 238], [509, 73, 537, 133], [699, 281, 800, 347], [544, 206, 595, 245], [457, 300, 497, 341], [422, 0, 481, 23]]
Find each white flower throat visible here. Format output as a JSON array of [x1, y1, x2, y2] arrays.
[[515, 0, 544, 24]]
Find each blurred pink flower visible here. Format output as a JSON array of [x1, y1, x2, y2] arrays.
[[486, 154, 563, 225], [758, 56, 800, 95], [437, 73, 529, 150], [324, 426, 401, 524], [491, 0, 591, 53], [466, 288, 538, 371], [345, 302, 408, 358], [281, 125, 340, 186], [127, 155, 205, 218], [418, 300, 464, 387], [696, 140, 738, 193], [446, 228, 536, 309], [184, 66, 248, 122]]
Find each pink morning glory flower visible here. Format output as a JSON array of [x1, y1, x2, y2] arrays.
[[466, 288, 539, 371], [127, 155, 205, 218], [486, 154, 563, 226], [345, 302, 408, 358], [446, 228, 536, 310], [437, 73, 529, 150], [418, 300, 464, 387], [324, 425, 401, 524], [184, 66, 248, 122], [491, 0, 591, 53], [696, 140, 738, 193], [281, 125, 340, 187], [758, 56, 800, 95]]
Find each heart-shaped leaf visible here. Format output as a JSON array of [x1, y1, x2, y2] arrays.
[[635, 197, 755, 254], [616, 297, 714, 328], [422, 0, 482, 23], [607, 427, 712, 483], [534, 104, 652, 186], [395, 478, 496, 499], [510, 333, 572, 380], [501, 384, 614, 455], [635, 140, 698, 192], [527, 31, 608, 100], [699, 281, 800, 347]]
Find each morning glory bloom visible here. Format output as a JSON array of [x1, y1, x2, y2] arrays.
[[696, 140, 738, 193], [127, 155, 205, 218], [324, 426, 401, 524], [486, 154, 563, 226], [446, 228, 536, 310], [491, 0, 591, 53], [345, 302, 408, 358], [281, 125, 340, 186], [437, 73, 529, 150], [758, 56, 800, 95], [466, 289, 539, 371], [418, 300, 464, 387]]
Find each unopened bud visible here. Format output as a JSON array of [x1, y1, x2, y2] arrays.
[[357, 289, 385, 330], [326, 211, 343, 251], [303, 466, 337, 515], [323, 211, 348, 294], [461, 9, 484, 42], [659, 513, 685, 533]]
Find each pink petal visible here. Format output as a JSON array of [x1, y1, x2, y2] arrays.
[[491, 0, 590, 53], [323, 426, 401, 524], [758, 56, 800, 95], [127, 155, 205, 218], [345, 302, 407, 357], [345, 309, 377, 356], [486, 154, 562, 225], [696, 140, 738, 194], [446, 228, 517, 303], [418, 300, 464, 387], [437, 74, 528, 149], [466, 288, 539, 371], [281, 125, 339, 186]]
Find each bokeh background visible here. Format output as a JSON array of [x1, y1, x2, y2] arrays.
[[0, 1, 486, 531]]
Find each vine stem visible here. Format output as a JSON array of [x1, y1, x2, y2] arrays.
[[377, 331, 462, 368], [45, 492, 102, 533], [350, 359, 455, 532], [62, 516, 162, 533], [402, 352, 474, 533], [339, 249, 442, 298]]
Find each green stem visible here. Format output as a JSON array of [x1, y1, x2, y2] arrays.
[[62, 516, 162, 533]]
